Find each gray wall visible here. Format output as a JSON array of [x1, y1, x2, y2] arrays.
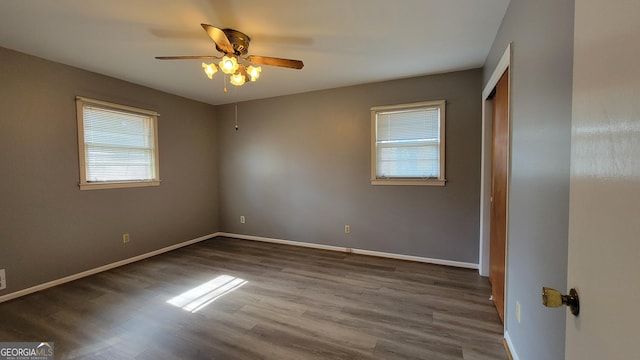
[[0, 47, 219, 295], [1, 48, 483, 296], [483, 0, 574, 359], [217, 69, 482, 264]]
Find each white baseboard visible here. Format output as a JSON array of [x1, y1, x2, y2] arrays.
[[217, 232, 478, 269], [504, 330, 520, 360], [1, 232, 478, 303], [0, 233, 217, 304]]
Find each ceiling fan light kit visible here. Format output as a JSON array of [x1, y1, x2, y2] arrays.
[[157, 24, 303, 91]]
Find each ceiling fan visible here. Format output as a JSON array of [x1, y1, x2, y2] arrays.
[[156, 24, 304, 88]]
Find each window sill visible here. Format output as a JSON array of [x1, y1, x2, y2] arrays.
[[79, 180, 161, 191], [371, 178, 446, 186]]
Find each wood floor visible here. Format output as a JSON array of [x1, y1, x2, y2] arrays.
[[0, 237, 507, 359]]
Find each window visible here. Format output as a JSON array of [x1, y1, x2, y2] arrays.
[[76, 97, 160, 190], [371, 100, 446, 186]]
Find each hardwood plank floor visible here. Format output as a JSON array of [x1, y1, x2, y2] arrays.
[[0, 237, 507, 359]]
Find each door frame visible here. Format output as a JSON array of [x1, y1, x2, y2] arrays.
[[479, 43, 511, 276], [479, 43, 512, 323]]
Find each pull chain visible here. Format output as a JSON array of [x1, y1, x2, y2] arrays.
[[235, 104, 239, 130]]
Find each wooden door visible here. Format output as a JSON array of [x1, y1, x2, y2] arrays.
[[490, 70, 509, 323], [566, 1, 640, 357]]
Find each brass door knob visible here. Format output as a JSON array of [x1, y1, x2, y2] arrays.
[[542, 287, 580, 316]]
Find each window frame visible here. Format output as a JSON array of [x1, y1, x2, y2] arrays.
[[370, 100, 446, 186], [76, 96, 161, 190]]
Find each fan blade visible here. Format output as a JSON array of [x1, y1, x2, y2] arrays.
[[201, 24, 234, 54], [155, 56, 220, 60], [247, 55, 304, 69]]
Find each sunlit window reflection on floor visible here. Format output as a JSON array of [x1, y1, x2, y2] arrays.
[[167, 275, 248, 313]]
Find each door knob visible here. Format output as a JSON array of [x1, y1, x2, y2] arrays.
[[542, 287, 580, 316]]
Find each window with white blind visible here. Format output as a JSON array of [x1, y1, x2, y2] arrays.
[[371, 100, 446, 186], [76, 97, 160, 190]]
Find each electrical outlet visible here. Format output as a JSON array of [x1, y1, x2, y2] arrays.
[[122, 233, 130, 244], [344, 225, 351, 234], [0, 269, 6, 290], [240, 216, 245, 224], [516, 300, 521, 323]]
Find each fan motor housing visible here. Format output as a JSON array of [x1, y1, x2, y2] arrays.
[[217, 28, 251, 55]]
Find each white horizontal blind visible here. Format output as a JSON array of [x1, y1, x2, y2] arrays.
[[83, 105, 156, 182], [376, 106, 441, 178]]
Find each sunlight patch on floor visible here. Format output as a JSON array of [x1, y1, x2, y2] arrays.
[[167, 275, 247, 313]]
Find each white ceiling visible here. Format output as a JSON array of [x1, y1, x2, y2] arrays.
[[0, 0, 509, 106]]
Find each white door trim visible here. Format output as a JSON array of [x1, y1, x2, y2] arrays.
[[479, 43, 511, 276]]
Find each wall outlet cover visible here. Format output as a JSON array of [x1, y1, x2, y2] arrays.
[[0, 269, 6, 290]]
